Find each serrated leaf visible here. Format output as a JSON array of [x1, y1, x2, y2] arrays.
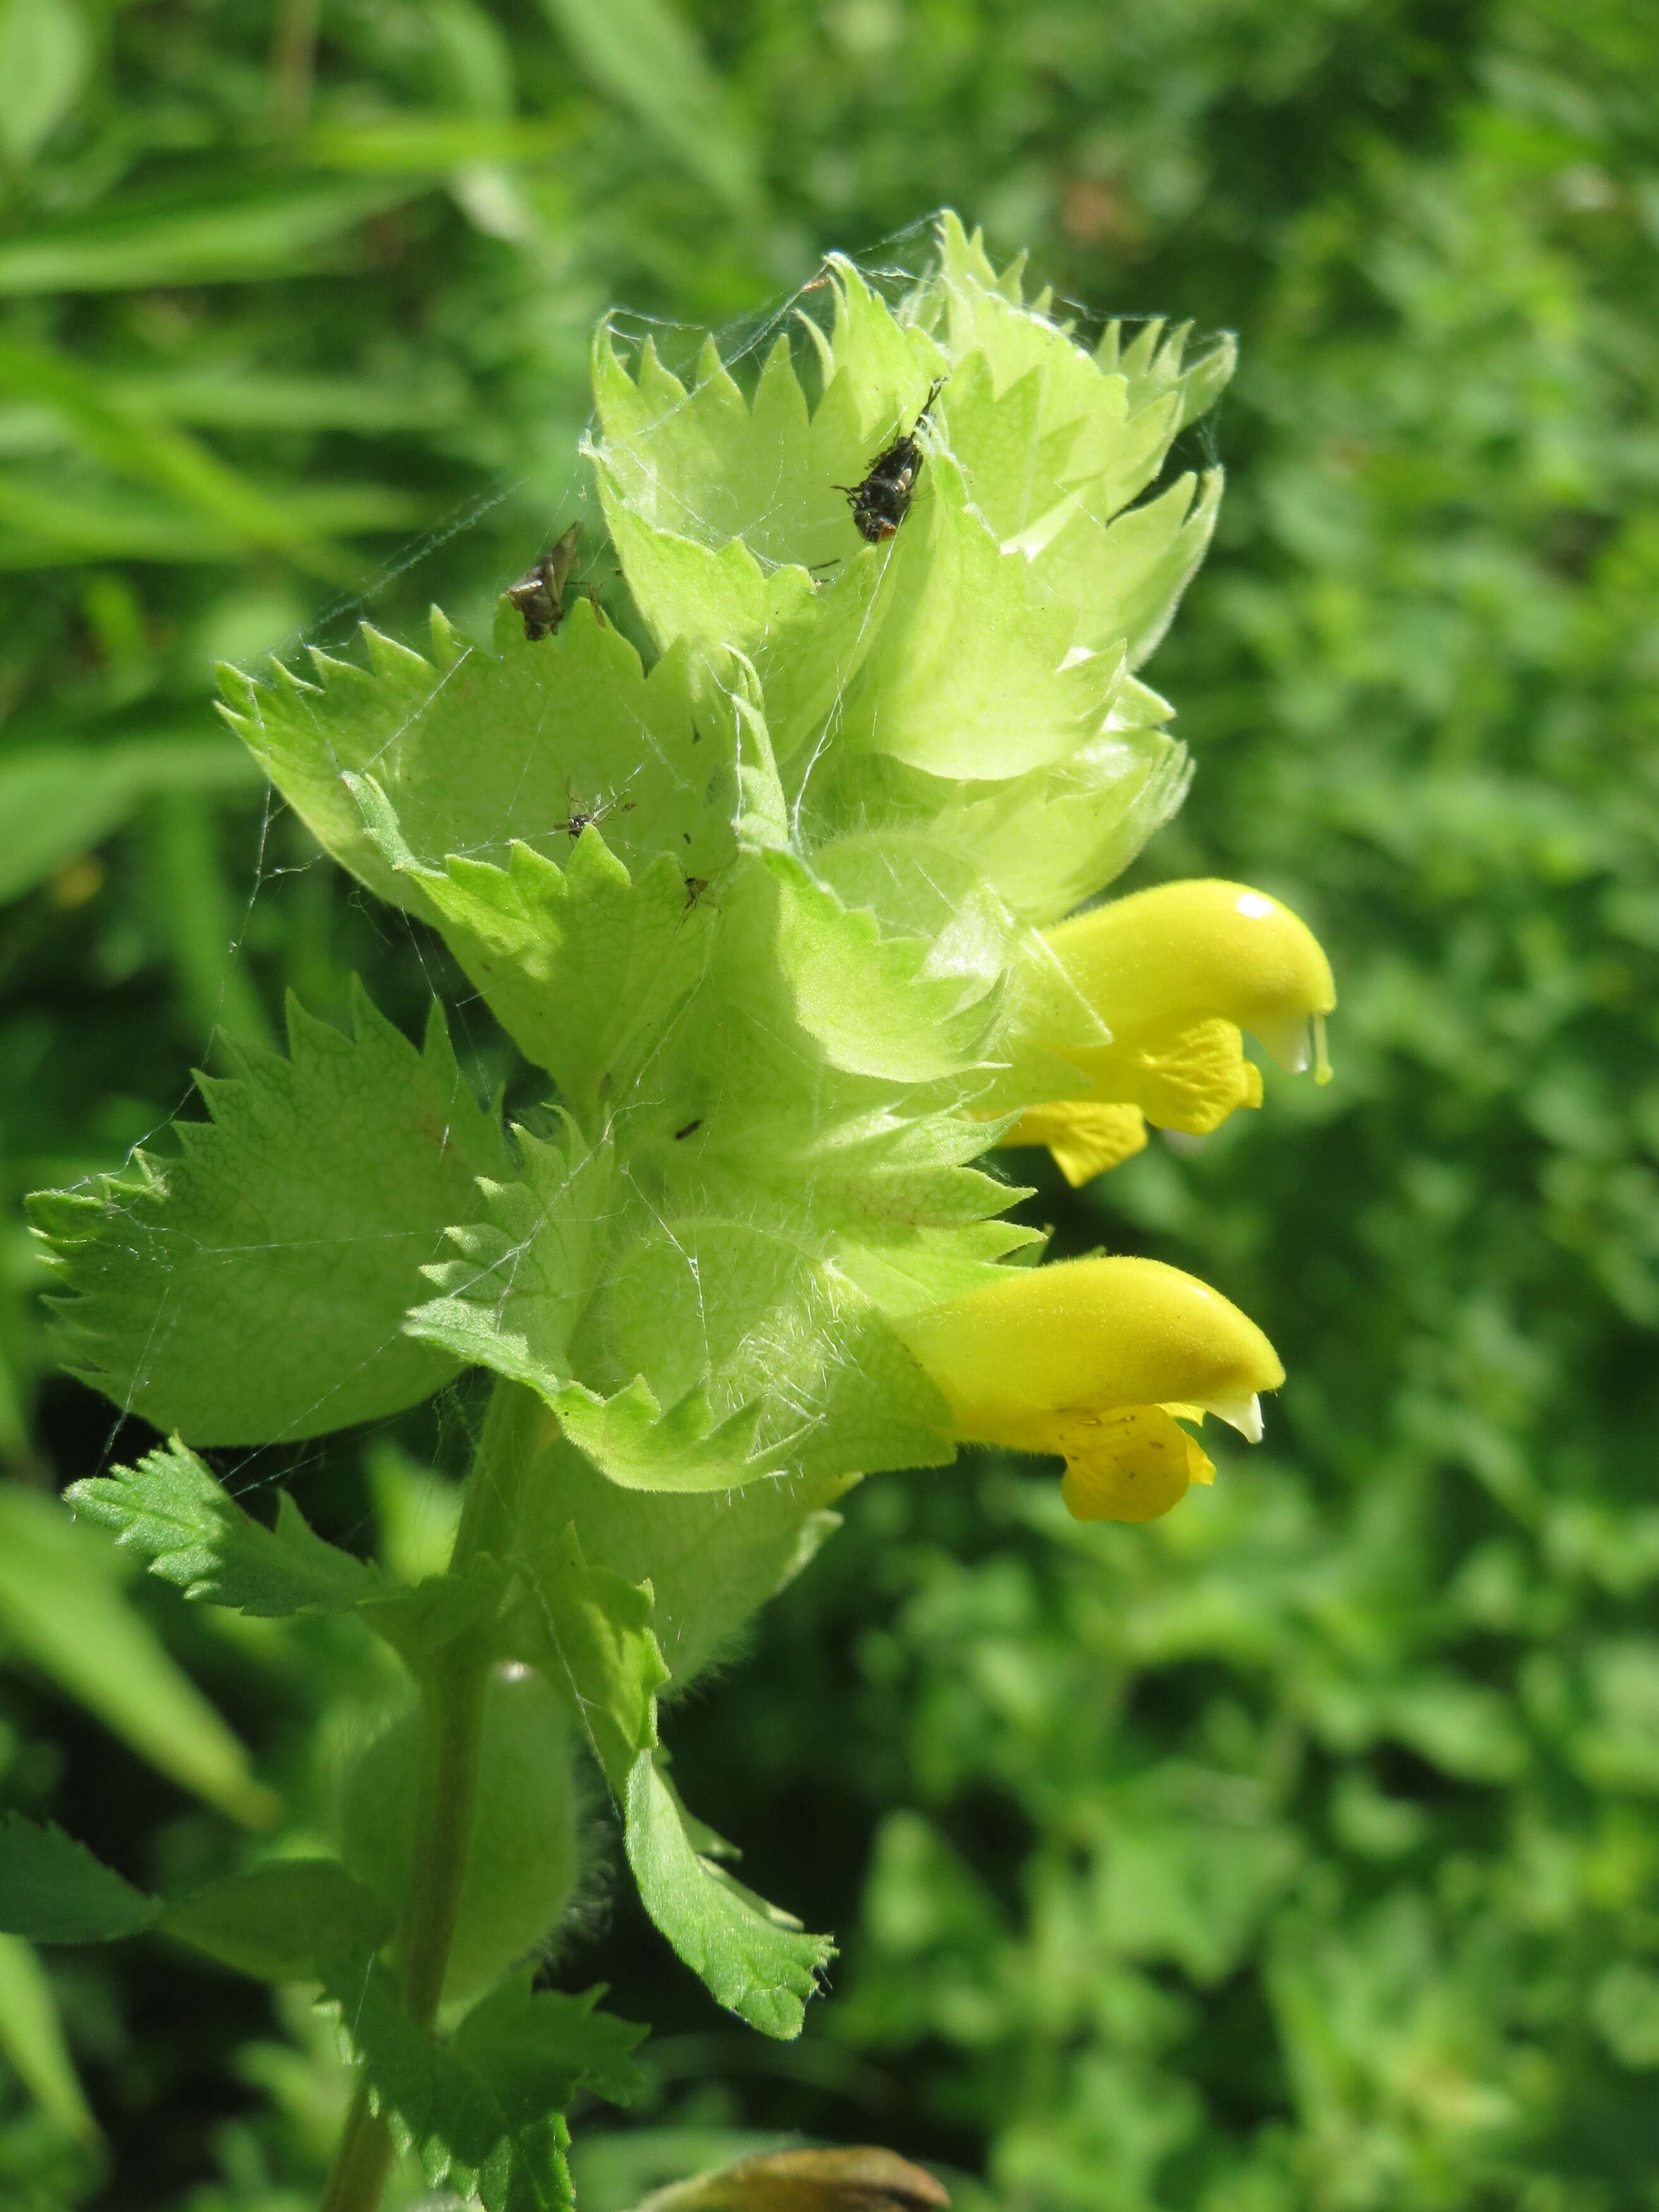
[[525, 1524, 668, 1793], [321, 1956, 640, 2207], [1096, 307, 1237, 430], [68, 1437, 380, 1618], [836, 1218, 1045, 1318], [920, 720, 1190, 927], [1031, 465, 1224, 667], [599, 483, 816, 660], [624, 1752, 833, 2039], [30, 986, 507, 1444], [765, 851, 996, 1081], [932, 214, 1194, 535], [811, 256, 947, 456], [407, 1121, 616, 1387], [796, 676, 1186, 929], [412, 1135, 953, 1495], [0, 1816, 159, 1945], [936, 348, 1093, 544], [219, 600, 732, 918], [591, 304, 934, 758], [450, 1971, 648, 2118], [161, 1859, 392, 1982], [830, 449, 1124, 779], [593, 315, 926, 575], [935, 210, 1232, 518], [354, 795, 715, 1116]]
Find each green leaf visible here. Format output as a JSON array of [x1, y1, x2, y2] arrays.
[[450, 1972, 648, 2120], [0, 1934, 97, 2141], [0, 335, 345, 565], [0, 175, 423, 295], [1096, 307, 1237, 432], [600, 480, 817, 665], [0, 1487, 273, 1825], [903, 714, 1189, 929], [522, 1438, 850, 1689], [597, 483, 894, 767], [592, 228, 1225, 796], [765, 851, 996, 1081], [161, 1859, 393, 1983], [624, 1752, 833, 2040], [31, 985, 507, 1444], [496, 1466, 835, 2034], [0, 736, 262, 905], [0, 0, 90, 165], [0, 470, 432, 569], [410, 1134, 954, 1496], [406, 1122, 618, 1396], [526, 1523, 669, 1794], [66, 1437, 380, 1619], [303, 115, 572, 172], [1030, 466, 1224, 668], [537, 0, 758, 213], [355, 796, 715, 1115], [0, 1816, 159, 1945], [321, 1957, 641, 2206], [217, 600, 732, 921], [829, 449, 1127, 779], [934, 210, 1233, 521], [590, 305, 933, 757]]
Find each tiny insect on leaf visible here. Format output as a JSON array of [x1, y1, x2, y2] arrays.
[[506, 521, 581, 641], [835, 378, 945, 543]]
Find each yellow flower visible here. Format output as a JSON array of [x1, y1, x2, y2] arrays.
[[896, 1255, 1284, 1522], [1002, 879, 1335, 1184]]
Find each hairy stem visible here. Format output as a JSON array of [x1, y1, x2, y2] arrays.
[[319, 1379, 548, 2212]]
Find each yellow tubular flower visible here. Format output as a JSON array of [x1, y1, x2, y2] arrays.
[[896, 1255, 1285, 1523], [1002, 880, 1335, 1184]]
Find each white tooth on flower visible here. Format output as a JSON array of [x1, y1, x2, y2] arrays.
[[1207, 1392, 1264, 1443]]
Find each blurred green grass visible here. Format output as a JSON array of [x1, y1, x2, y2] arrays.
[[1, 0, 1657, 2206]]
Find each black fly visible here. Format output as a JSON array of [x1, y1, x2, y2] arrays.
[[507, 523, 580, 641], [834, 379, 945, 543]]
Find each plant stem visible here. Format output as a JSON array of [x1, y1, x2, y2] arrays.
[[318, 2083, 391, 2212], [318, 1379, 548, 2212]]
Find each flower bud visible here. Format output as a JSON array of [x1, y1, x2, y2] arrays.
[[638, 2145, 950, 2211], [896, 1256, 1284, 1522]]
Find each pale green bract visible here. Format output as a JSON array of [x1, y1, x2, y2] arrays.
[[28, 216, 1236, 2040]]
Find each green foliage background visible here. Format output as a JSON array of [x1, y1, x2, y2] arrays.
[[1, 0, 1656, 2206]]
